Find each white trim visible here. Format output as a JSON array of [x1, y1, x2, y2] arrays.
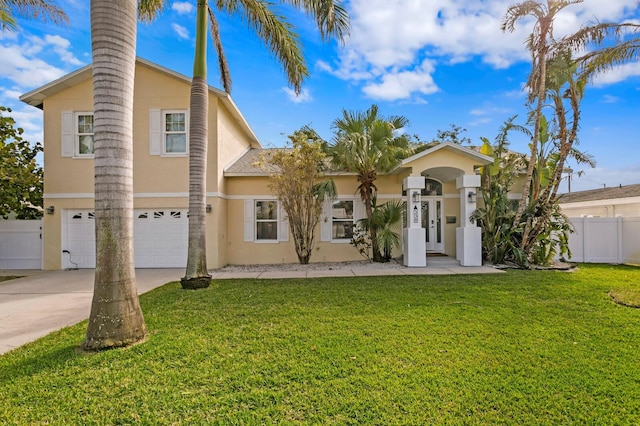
[[74, 111, 95, 158], [223, 146, 252, 171], [254, 199, 279, 242], [45, 193, 95, 199], [162, 109, 189, 155], [227, 194, 277, 200], [44, 192, 467, 201], [46, 192, 229, 199]]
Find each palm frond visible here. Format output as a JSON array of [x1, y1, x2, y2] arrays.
[[207, 5, 232, 93], [222, 0, 308, 94], [137, 0, 165, 22], [3, 0, 68, 29]]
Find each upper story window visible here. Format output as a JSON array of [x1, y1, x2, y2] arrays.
[[255, 200, 278, 241], [332, 200, 354, 240], [163, 111, 187, 155], [76, 112, 94, 157]]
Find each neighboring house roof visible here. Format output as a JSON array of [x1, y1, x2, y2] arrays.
[[19, 57, 261, 148], [558, 184, 640, 204]]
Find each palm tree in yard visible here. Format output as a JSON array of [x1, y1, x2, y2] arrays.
[[0, 0, 67, 31], [502, 0, 566, 232], [141, 0, 350, 289], [503, 0, 639, 258], [329, 104, 412, 263], [84, 0, 147, 350]]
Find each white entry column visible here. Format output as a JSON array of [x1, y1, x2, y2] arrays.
[[456, 174, 482, 266], [403, 176, 426, 267]]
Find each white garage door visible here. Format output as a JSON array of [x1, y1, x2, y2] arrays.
[[64, 209, 188, 269]]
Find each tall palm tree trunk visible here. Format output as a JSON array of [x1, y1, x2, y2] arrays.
[[515, 15, 552, 249], [85, 0, 147, 350], [181, 0, 211, 289]]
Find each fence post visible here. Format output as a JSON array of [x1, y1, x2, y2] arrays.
[[617, 216, 623, 264], [583, 216, 590, 263]]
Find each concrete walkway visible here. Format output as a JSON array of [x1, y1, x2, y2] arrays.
[[0, 260, 502, 355]]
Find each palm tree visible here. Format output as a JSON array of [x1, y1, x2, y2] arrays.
[[183, 0, 212, 289], [84, 0, 147, 350], [503, 0, 639, 258], [329, 104, 412, 262], [502, 0, 568, 232], [141, 0, 349, 288], [0, 0, 67, 31]]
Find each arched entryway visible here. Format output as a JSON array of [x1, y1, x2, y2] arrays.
[[398, 142, 493, 267]]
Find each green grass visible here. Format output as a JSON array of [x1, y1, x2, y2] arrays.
[[0, 276, 20, 283], [1, 264, 639, 425]]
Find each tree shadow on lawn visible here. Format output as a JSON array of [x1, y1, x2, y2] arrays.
[[0, 321, 98, 383]]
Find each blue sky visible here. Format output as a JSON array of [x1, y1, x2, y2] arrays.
[[1, 0, 639, 193]]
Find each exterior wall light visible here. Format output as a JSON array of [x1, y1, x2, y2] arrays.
[[412, 191, 420, 203], [467, 192, 477, 203], [206, 204, 212, 213], [46, 206, 55, 214]]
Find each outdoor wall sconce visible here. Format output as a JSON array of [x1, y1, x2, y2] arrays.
[[46, 206, 55, 214], [467, 192, 477, 203], [206, 204, 212, 213], [412, 191, 420, 203]]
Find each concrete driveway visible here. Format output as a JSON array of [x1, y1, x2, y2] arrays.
[[0, 269, 182, 355]]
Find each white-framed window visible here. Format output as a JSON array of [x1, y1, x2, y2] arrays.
[[76, 112, 94, 157], [321, 198, 364, 242], [331, 200, 355, 240], [243, 199, 289, 243], [255, 200, 278, 241], [162, 110, 188, 155]]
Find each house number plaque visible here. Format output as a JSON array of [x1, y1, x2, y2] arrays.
[[413, 205, 419, 224]]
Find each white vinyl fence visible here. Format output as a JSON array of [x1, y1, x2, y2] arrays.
[[566, 217, 640, 264], [0, 220, 42, 269]]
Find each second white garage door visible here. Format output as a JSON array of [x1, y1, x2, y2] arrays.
[[64, 209, 188, 268]]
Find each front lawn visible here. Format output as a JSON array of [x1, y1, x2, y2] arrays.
[[1, 264, 639, 424]]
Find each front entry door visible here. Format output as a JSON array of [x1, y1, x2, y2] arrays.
[[422, 197, 444, 252]]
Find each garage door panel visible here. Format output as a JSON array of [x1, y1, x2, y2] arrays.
[[66, 209, 188, 268]]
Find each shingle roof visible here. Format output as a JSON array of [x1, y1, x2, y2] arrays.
[[224, 148, 287, 175], [558, 183, 640, 204]]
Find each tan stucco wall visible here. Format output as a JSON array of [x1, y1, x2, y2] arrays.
[[40, 62, 253, 270], [215, 102, 252, 193], [223, 172, 468, 265], [42, 78, 95, 195]]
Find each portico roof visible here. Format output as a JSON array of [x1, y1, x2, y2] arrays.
[[392, 142, 493, 182]]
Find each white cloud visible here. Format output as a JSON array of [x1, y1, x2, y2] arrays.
[[1, 88, 22, 100], [10, 107, 44, 143], [0, 44, 66, 87], [362, 59, 439, 101], [282, 87, 312, 104], [172, 23, 190, 40], [44, 35, 83, 66], [322, 0, 640, 101], [172, 2, 194, 15], [602, 94, 620, 103], [592, 62, 640, 87]]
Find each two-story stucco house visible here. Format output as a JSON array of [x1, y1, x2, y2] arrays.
[[20, 58, 491, 270]]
